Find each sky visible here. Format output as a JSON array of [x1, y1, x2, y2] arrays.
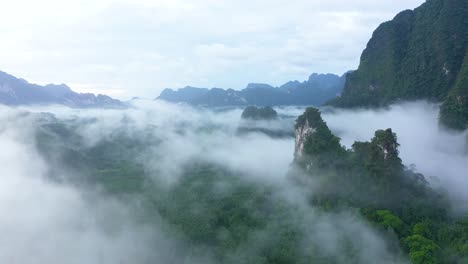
[[0, 0, 425, 99]]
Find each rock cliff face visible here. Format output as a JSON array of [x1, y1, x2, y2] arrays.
[[371, 129, 402, 166], [293, 109, 406, 179], [440, 50, 468, 130], [294, 118, 316, 159], [329, 0, 468, 130], [293, 108, 344, 167]]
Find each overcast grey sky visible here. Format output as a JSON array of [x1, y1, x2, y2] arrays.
[[0, 0, 425, 99]]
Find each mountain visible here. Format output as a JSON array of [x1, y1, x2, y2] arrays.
[[292, 108, 464, 264], [328, 0, 468, 130], [241, 106, 278, 120], [0, 71, 124, 108], [157, 73, 346, 107]]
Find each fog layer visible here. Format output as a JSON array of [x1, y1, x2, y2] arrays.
[[322, 101, 468, 212], [0, 100, 414, 263]]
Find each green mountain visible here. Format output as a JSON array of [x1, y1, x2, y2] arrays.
[[440, 50, 468, 129], [329, 0, 468, 130], [25, 106, 468, 263], [241, 106, 278, 120], [293, 107, 468, 263]]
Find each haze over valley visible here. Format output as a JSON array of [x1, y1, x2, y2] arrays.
[[0, 0, 467, 263]]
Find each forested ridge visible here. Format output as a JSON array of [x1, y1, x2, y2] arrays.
[[31, 107, 468, 264], [329, 0, 468, 130], [2, 0, 467, 263], [295, 108, 468, 263]]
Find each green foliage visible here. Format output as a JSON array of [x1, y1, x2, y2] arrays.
[[294, 108, 464, 263], [241, 106, 278, 120], [376, 210, 404, 232], [296, 108, 346, 169], [361, 208, 407, 235], [297, 114, 437, 213], [404, 235, 440, 264], [437, 217, 468, 262], [156, 165, 310, 263], [330, 0, 468, 129], [440, 50, 468, 130], [295, 107, 326, 129], [413, 222, 433, 239], [34, 111, 467, 263]]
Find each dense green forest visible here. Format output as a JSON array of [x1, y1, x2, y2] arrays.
[[294, 108, 468, 264], [2, 0, 467, 262], [31, 107, 468, 264], [329, 0, 468, 130], [440, 50, 468, 130], [241, 106, 278, 120]]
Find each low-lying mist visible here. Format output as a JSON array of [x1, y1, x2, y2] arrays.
[[0, 101, 410, 263], [321, 101, 468, 212], [0, 107, 183, 264], [0, 100, 465, 263]]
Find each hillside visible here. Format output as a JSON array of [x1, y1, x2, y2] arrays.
[[293, 107, 468, 263], [24, 105, 468, 263], [329, 0, 468, 130], [0, 71, 124, 108], [157, 73, 346, 107]]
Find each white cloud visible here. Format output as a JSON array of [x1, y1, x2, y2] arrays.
[[0, 101, 410, 263], [322, 102, 468, 213], [0, 0, 425, 99]]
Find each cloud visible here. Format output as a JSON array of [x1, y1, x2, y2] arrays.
[[321, 101, 468, 213], [0, 101, 411, 263], [0, 0, 425, 99], [0, 106, 193, 264]]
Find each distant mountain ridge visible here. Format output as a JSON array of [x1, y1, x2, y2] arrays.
[[0, 71, 124, 108], [328, 0, 468, 130], [157, 73, 346, 107]]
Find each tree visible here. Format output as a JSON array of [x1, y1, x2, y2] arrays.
[[241, 106, 278, 120], [404, 235, 440, 264]]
